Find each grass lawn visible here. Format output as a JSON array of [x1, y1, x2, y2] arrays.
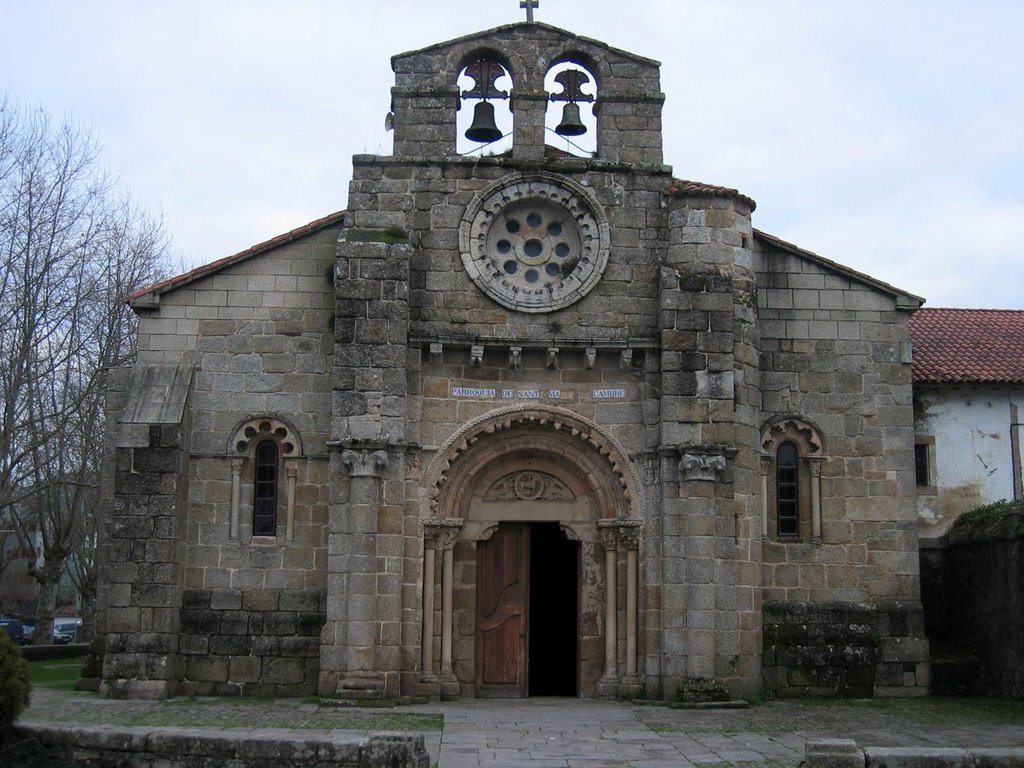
[[812, 696, 1024, 726], [27, 656, 86, 692]]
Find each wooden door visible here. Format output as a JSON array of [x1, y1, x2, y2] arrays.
[[476, 524, 529, 697]]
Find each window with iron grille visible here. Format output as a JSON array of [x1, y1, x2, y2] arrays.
[[776, 441, 799, 537], [253, 440, 279, 536]]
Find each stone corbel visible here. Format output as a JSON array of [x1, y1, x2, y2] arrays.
[[585, 347, 597, 369], [429, 342, 443, 363], [470, 344, 485, 366], [619, 348, 633, 369], [509, 346, 522, 371], [546, 347, 559, 369], [341, 448, 389, 478]]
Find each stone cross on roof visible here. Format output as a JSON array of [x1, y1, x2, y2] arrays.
[[520, 0, 538, 22]]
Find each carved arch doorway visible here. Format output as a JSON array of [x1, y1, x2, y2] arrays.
[[476, 521, 579, 698], [420, 405, 646, 700]]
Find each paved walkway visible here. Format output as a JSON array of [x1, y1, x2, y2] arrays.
[[405, 698, 1024, 767], [21, 688, 1024, 767]]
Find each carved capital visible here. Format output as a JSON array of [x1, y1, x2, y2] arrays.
[[675, 444, 737, 483], [597, 519, 619, 550], [616, 518, 643, 550], [679, 452, 727, 482], [808, 457, 825, 478], [341, 448, 389, 478], [423, 517, 464, 550]]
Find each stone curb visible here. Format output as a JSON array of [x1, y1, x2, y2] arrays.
[[805, 740, 1024, 768], [16, 723, 430, 768]]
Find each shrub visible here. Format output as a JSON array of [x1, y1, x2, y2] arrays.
[[0, 629, 31, 742], [947, 498, 1024, 544]]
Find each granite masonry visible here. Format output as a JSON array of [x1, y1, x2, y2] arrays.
[[94, 20, 928, 701]]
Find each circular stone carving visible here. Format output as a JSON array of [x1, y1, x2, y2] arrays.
[[513, 471, 544, 500], [460, 173, 609, 313]]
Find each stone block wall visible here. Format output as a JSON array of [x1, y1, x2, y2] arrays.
[[755, 238, 921, 603], [656, 189, 762, 700], [345, 156, 667, 345], [99, 420, 189, 699], [763, 601, 928, 697], [177, 587, 324, 696], [99, 227, 338, 697]]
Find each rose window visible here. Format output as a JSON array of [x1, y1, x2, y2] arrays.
[[488, 201, 582, 291], [460, 174, 609, 313]]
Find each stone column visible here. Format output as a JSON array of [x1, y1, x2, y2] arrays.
[[436, 520, 462, 698], [759, 454, 772, 539], [618, 519, 643, 683], [338, 448, 389, 697], [229, 458, 243, 540], [420, 517, 463, 687], [597, 519, 619, 694], [420, 534, 437, 680], [284, 460, 298, 542], [809, 458, 824, 543]]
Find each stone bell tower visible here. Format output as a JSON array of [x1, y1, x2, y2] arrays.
[[320, 6, 765, 701]]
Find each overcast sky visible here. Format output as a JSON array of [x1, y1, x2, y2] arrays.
[[3, 1, 1022, 308]]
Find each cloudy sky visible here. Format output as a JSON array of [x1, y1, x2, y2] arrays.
[[3, 1, 1022, 308]]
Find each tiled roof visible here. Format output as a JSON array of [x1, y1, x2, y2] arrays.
[[666, 179, 757, 212], [128, 210, 347, 307], [909, 308, 1024, 384]]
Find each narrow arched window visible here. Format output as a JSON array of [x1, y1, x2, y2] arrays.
[[776, 441, 799, 538], [253, 440, 279, 536]]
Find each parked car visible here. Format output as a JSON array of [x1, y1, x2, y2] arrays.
[[52, 617, 80, 644], [0, 618, 26, 645]]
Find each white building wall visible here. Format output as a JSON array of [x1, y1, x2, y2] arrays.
[[916, 384, 1024, 537]]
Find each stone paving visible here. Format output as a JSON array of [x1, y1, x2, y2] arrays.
[[21, 688, 1024, 767]]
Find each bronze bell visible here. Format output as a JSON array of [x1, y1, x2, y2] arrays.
[[555, 102, 586, 137], [466, 101, 503, 143]]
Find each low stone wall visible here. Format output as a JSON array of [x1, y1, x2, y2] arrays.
[[20, 642, 90, 661], [16, 723, 429, 768], [762, 601, 929, 697], [805, 739, 1024, 768], [920, 522, 1024, 699]]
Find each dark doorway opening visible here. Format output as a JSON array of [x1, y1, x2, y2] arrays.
[[528, 522, 579, 696]]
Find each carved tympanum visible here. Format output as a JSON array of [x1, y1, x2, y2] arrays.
[[484, 471, 574, 502]]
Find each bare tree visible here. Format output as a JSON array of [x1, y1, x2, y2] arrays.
[[0, 95, 169, 643]]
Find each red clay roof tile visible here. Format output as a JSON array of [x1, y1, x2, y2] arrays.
[[909, 308, 1024, 384]]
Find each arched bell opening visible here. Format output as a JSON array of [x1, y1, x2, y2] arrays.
[[456, 49, 514, 156], [544, 57, 598, 157]]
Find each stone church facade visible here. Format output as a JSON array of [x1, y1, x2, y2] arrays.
[[95, 21, 929, 700]]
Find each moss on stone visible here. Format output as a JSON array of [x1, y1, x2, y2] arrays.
[[343, 227, 410, 244]]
